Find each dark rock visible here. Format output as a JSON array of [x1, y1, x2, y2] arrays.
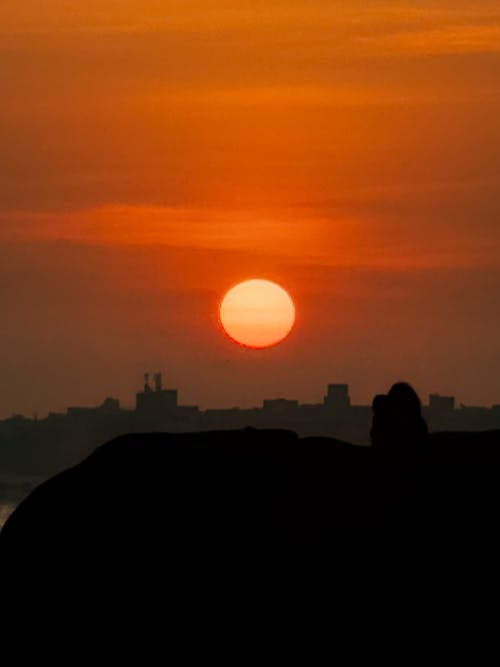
[[2, 428, 500, 582]]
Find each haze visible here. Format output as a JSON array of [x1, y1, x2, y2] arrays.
[[1, 1, 499, 417]]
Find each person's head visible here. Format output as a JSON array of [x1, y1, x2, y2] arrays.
[[387, 382, 422, 417], [371, 382, 427, 449]]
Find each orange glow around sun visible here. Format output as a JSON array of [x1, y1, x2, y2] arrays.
[[219, 279, 296, 349]]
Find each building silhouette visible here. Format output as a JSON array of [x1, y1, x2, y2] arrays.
[[1, 372, 500, 484], [324, 384, 351, 411], [136, 373, 178, 422]]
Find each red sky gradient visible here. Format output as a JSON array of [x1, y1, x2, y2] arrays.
[[1, 1, 500, 417]]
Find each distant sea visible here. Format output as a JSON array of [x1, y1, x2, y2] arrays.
[[0, 503, 16, 531], [0, 477, 41, 531]]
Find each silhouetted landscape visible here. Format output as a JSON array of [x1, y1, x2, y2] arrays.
[[3, 378, 500, 576], [3, 2, 500, 604], [1, 373, 500, 487]]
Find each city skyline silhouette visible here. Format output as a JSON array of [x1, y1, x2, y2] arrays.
[[1, 2, 500, 596], [1, 372, 500, 487]]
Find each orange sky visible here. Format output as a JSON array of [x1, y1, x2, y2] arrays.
[[1, 1, 500, 416]]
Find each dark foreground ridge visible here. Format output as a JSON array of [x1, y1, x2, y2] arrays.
[[2, 427, 500, 567]]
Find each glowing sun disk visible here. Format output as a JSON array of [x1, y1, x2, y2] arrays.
[[219, 279, 296, 349]]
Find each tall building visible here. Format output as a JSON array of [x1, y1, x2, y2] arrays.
[[135, 372, 178, 418], [323, 384, 351, 411], [428, 394, 455, 413]]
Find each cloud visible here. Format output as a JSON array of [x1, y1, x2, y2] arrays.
[[358, 23, 500, 56]]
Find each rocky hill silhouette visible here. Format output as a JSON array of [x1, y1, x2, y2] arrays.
[[2, 428, 500, 571]]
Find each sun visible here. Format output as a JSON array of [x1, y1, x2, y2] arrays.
[[219, 279, 296, 349]]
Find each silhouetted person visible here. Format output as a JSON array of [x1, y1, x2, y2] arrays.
[[370, 393, 391, 447], [370, 382, 428, 450]]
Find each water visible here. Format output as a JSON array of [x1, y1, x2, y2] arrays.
[[0, 503, 16, 531], [0, 477, 41, 531]]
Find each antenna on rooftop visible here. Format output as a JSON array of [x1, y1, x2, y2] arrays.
[[154, 372, 163, 392]]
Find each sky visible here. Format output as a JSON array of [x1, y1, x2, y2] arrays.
[[1, 1, 500, 417]]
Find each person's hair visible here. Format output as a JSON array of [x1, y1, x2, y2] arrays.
[[371, 382, 428, 449], [387, 382, 422, 415]]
